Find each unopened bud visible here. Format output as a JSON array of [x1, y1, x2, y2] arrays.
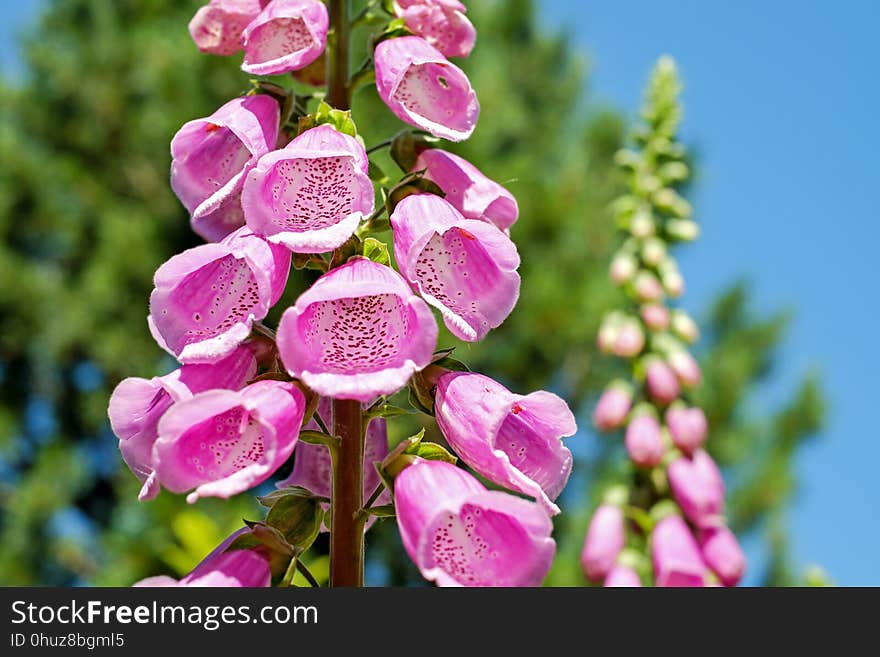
[[593, 382, 633, 432], [633, 271, 664, 302], [609, 252, 638, 285], [668, 349, 702, 388], [665, 404, 708, 454], [630, 209, 655, 238], [641, 237, 666, 266], [640, 303, 670, 331], [625, 411, 665, 467], [645, 358, 680, 405], [699, 526, 745, 587], [666, 218, 700, 241], [662, 269, 685, 297], [670, 309, 700, 343], [613, 320, 645, 358]]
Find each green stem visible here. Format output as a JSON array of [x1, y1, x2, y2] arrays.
[[327, 0, 350, 111], [329, 398, 365, 587]]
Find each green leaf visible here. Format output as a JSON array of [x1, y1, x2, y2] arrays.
[[265, 494, 324, 551], [368, 160, 389, 185], [364, 505, 396, 518], [362, 237, 390, 266], [298, 430, 340, 447], [405, 441, 458, 465], [257, 486, 317, 507]]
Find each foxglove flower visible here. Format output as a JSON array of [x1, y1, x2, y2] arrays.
[[135, 529, 270, 587], [108, 345, 257, 501], [149, 227, 290, 364], [434, 371, 575, 515], [241, 0, 329, 75], [277, 397, 391, 524], [391, 194, 520, 341], [699, 526, 745, 587], [625, 413, 664, 467], [668, 449, 725, 529], [665, 405, 708, 454], [242, 124, 374, 252], [593, 383, 632, 432], [414, 148, 518, 232], [651, 514, 707, 587], [394, 1, 476, 59], [394, 459, 555, 587], [645, 358, 680, 405], [604, 564, 642, 587], [189, 0, 265, 56], [580, 504, 625, 582], [276, 257, 437, 402], [171, 95, 279, 242], [374, 36, 479, 142], [152, 380, 305, 503]]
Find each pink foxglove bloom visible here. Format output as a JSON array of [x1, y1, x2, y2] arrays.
[[665, 405, 708, 454], [699, 526, 745, 587], [374, 36, 479, 142], [152, 380, 305, 503], [668, 449, 725, 529], [390, 194, 520, 342], [604, 564, 643, 587], [276, 257, 437, 402], [242, 124, 374, 252], [108, 345, 257, 501], [625, 413, 664, 467], [434, 371, 575, 515], [593, 384, 632, 432], [148, 227, 290, 364], [241, 0, 329, 75], [580, 504, 625, 582], [414, 149, 518, 232], [394, 459, 555, 587], [395, 1, 476, 59], [668, 349, 702, 388], [188, 0, 264, 56], [645, 358, 680, 405], [135, 529, 270, 587], [651, 514, 707, 587], [171, 95, 279, 242], [277, 397, 391, 524]]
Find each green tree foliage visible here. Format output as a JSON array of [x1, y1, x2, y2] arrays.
[[0, 0, 824, 585]]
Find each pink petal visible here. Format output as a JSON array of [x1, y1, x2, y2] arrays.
[[188, 0, 264, 56], [241, 0, 329, 75], [399, 4, 476, 58], [581, 505, 626, 582], [651, 515, 707, 587]]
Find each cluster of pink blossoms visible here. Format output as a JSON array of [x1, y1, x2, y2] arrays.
[[109, 0, 576, 587], [580, 58, 745, 588]]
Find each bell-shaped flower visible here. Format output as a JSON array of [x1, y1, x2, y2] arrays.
[[391, 194, 519, 342], [580, 504, 626, 582], [699, 526, 745, 587], [665, 404, 708, 454], [394, 0, 476, 59], [171, 95, 279, 242], [277, 397, 391, 525], [604, 564, 642, 587], [414, 148, 518, 232], [241, 0, 329, 75], [188, 0, 265, 56], [668, 449, 725, 529], [108, 345, 258, 501], [148, 227, 290, 364], [276, 257, 437, 402], [374, 36, 479, 142], [434, 371, 575, 515], [242, 124, 374, 252], [152, 380, 306, 503], [625, 412, 664, 467], [394, 459, 555, 587], [135, 529, 270, 587], [651, 514, 707, 587]]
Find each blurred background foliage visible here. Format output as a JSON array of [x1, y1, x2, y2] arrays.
[[0, 0, 824, 586]]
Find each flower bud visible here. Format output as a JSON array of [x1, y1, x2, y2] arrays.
[[668, 349, 702, 388], [580, 504, 626, 582], [651, 514, 707, 587], [613, 320, 645, 358], [630, 210, 655, 238], [641, 237, 666, 267], [593, 382, 633, 432], [699, 526, 745, 586], [633, 271, 664, 302], [666, 218, 700, 241], [668, 449, 725, 529], [670, 309, 699, 343], [609, 252, 637, 285], [645, 358, 680, 405], [640, 303, 669, 331], [662, 268, 685, 297], [604, 564, 642, 587], [597, 312, 624, 354], [665, 404, 708, 454], [625, 411, 664, 467]]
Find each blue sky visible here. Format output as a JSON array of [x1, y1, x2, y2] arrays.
[[2, 1, 877, 585], [542, 0, 880, 584]]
